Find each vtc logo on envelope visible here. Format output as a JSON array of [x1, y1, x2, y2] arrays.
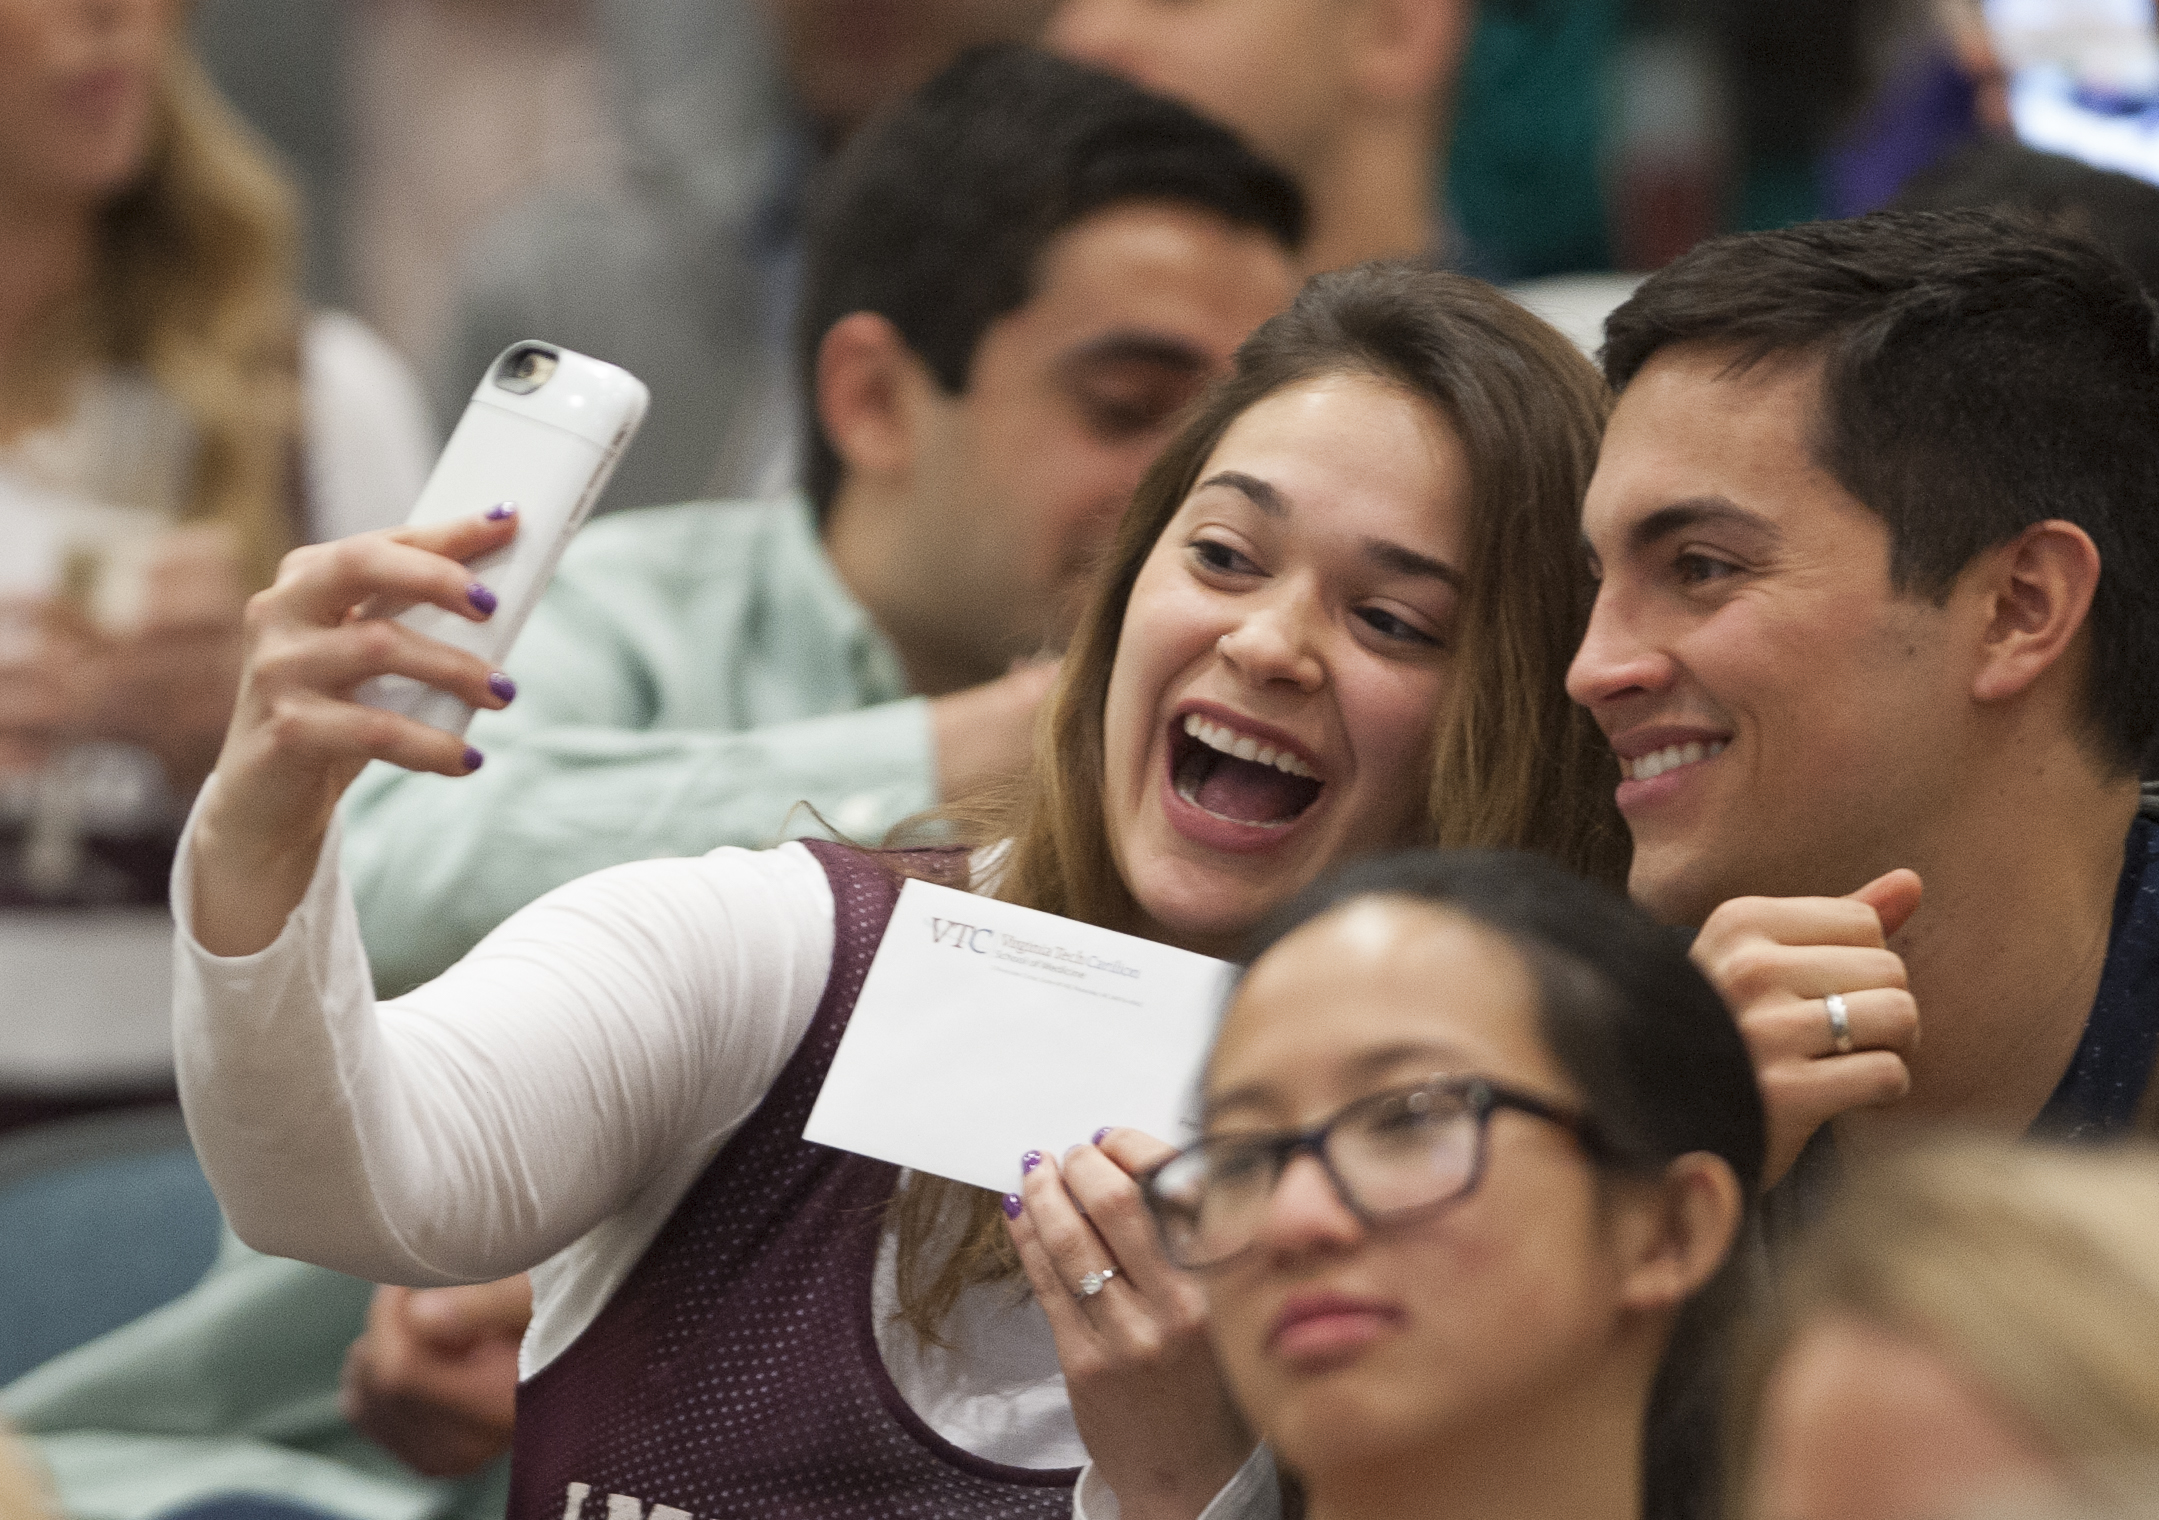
[[929, 919, 995, 952]]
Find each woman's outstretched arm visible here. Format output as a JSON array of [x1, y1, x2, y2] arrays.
[[175, 513, 831, 1285], [173, 821, 832, 1285]]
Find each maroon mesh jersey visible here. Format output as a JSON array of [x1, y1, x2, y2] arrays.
[[510, 840, 1080, 1520]]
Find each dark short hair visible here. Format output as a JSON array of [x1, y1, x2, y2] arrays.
[[1602, 209, 2159, 775], [1893, 140, 2159, 296], [794, 45, 1306, 523], [1237, 849, 1763, 1520]]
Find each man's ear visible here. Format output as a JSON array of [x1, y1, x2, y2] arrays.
[[1969, 519, 2102, 705], [1344, 0, 1474, 109], [815, 311, 923, 483], [1614, 1152, 1744, 1315]]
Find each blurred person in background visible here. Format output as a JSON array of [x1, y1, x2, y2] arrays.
[[0, 0, 431, 910], [1440, 0, 1623, 284], [6, 48, 1302, 1519], [1039, 0, 1647, 355], [435, 0, 1052, 514], [764, 0, 1056, 149], [341, 0, 623, 365], [2, 7, 435, 1520], [1780, 0, 1982, 222], [1892, 137, 2159, 293], [1653, 0, 2151, 239], [1614, 0, 1980, 256], [1045, 0, 1472, 274], [1738, 1138, 2159, 1520]]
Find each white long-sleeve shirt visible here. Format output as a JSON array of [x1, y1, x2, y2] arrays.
[[171, 792, 1273, 1519]]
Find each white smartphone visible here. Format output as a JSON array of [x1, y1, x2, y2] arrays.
[[355, 342, 648, 737]]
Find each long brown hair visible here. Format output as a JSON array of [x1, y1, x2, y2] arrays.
[[890, 262, 1627, 1339], [11, 31, 303, 592]]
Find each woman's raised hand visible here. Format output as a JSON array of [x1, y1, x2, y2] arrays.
[[189, 512, 521, 958], [1006, 1128, 1254, 1520]]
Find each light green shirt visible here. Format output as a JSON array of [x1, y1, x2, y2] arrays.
[[4, 1238, 508, 1520], [344, 492, 935, 994], [3, 494, 931, 1520]]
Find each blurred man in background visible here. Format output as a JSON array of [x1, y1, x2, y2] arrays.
[[1048, 0, 1472, 271], [437, 0, 1056, 513], [1893, 138, 2159, 294]]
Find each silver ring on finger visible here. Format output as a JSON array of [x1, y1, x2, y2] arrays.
[[1074, 1267, 1117, 1301], [1824, 992, 1854, 1056]]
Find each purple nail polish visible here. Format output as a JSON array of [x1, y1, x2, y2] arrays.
[[487, 671, 517, 703], [467, 582, 498, 615], [1020, 1150, 1043, 1174], [463, 746, 484, 772], [485, 501, 518, 521], [1091, 1127, 1111, 1146], [1001, 1193, 1022, 1220]]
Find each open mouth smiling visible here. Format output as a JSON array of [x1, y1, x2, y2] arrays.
[[1170, 711, 1325, 829]]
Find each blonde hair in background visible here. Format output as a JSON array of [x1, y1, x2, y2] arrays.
[[1731, 1137, 2159, 1513], [885, 263, 1628, 1342], [11, 27, 303, 592]]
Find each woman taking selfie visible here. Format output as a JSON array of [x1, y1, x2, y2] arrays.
[[175, 263, 1622, 1520], [1143, 851, 1762, 1520]]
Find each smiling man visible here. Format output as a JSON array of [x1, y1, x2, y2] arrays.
[[1568, 210, 2159, 1197], [1047, 0, 1471, 274]]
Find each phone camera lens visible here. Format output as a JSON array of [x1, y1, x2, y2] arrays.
[[493, 344, 559, 395]]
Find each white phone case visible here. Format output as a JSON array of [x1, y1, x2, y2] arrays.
[[355, 342, 648, 737]]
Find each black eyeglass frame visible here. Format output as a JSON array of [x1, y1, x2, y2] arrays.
[[1139, 1074, 1612, 1271]]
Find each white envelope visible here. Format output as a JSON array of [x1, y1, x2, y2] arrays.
[[803, 879, 1236, 1192]]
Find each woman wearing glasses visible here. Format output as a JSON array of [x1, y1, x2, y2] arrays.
[[1107, 851, 1763, 1520], [176, 263, 1623, 1520]]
